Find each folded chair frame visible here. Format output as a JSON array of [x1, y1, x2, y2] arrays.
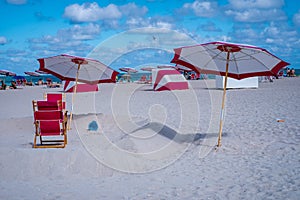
[[32, 93, 68, 148], [33, 111, 68, 148]]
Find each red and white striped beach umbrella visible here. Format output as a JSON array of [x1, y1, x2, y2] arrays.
[[171, 41, 290, 147], [140, 67, 155, 72], [175, 64, 193, 72], [38, 54, 118, 84], [37, 54, 119, 128], [119, 67, 138, 73], [0, 69, 16, 76], [35, 69, 49, 74], [24, 71, 40, 77], [157, 65, 175, 69], [171, 41, 289, 80]]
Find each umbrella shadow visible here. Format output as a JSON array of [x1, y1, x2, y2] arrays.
[[130, 121, 224, 144]]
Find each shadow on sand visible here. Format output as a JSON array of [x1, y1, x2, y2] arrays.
[[131, 121, 226, 144]]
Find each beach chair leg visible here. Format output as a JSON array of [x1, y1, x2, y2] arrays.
[[34, 144, 66, 148], [40, 136, 43, 145], [33, 137, 66, 148], [65, 133, 67, 145], [33, 135, 37, 148]]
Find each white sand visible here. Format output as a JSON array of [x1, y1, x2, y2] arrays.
[[0, 78, 299, 199]]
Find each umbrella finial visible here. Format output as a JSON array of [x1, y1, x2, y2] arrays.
[[71, 58, 88, 65], [217, 44, 241, 52]]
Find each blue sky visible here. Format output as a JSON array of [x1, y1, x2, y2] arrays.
[[1, 0, 300, 74]]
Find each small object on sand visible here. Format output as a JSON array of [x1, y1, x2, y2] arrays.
[[88, 120, 98, 131], [277, 119, 285, 122]]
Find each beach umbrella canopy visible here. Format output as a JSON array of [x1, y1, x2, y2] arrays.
[[157, 65, 175, 69], [140, 67, 155, 72], [38, 54, 118, 84], [171, 41, 290, 147], [119, 67, 138, 73], [37, 54, 119, 128], [35, 69, 48, 74], [171, 41, 289, 80], [175, 64, 193, 72], [24, 71, 40, 77], [0, 69, 16, 76]]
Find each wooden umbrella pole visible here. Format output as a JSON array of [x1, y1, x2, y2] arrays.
[[217, 51, 230, 147], [68, 64, 81, 130]]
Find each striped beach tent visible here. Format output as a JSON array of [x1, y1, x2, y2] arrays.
[[63, 80, 98, 93], [152, 68, 189, 91]]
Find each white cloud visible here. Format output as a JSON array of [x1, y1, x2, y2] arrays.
[[225, 8, 286, 22], [31, 24, 100, 44], [228, 0, 284, 9], [126, 17, 146, 27], [293, 10, 300, 26], [58, 23, 101, 40], [225, 0, 287, 23], [220, 36, 232, 42], [263, 22, 297, 39], [240, 28, 259, 38], [200, 21, 222, 32], [28, 24, 100, 56], [155, 21, 173, 30], [228, 24, 264, 45], [0, 36, 8, 45], [183, 0, 218, 17], [120, 3, 148, 17], [34, 12, 55, 22], [263, 24, 280, 36], [265, 38, 274, 43], [127, 26, 173, 34], [126, 17, 173, 30], [64, 2, 122, 23], [6, 0, 27, 5], [228, 22, 298, 58]]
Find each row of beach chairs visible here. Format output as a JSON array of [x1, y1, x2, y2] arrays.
[[32, 93, 68, 148]]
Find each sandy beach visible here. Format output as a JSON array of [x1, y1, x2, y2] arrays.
[[0, 77, 299, 199]]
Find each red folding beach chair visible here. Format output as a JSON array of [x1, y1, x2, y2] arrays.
[[32, 100, 63, 111], [44, 93, 66, 110], [33, 110, 68, 148]]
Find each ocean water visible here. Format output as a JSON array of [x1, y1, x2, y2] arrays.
[[118, 72, 151, 82], [1, 75, 62, 86], [117, 72, 216, 82], [2, 69, 298, 87]]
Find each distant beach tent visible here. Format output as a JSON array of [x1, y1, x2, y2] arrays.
[[63, 80, 98, 93], [152, 68, 189, 91]]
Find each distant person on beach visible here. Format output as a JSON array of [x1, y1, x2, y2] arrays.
[[46, 78, 53, 87], [0, 80, 6, 90], [286, 68, 290, 77], [291, 68, 296, 77], [10, 81, 17, 89], [37, 79, 43, 85], [286, 68, 292, 77]]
